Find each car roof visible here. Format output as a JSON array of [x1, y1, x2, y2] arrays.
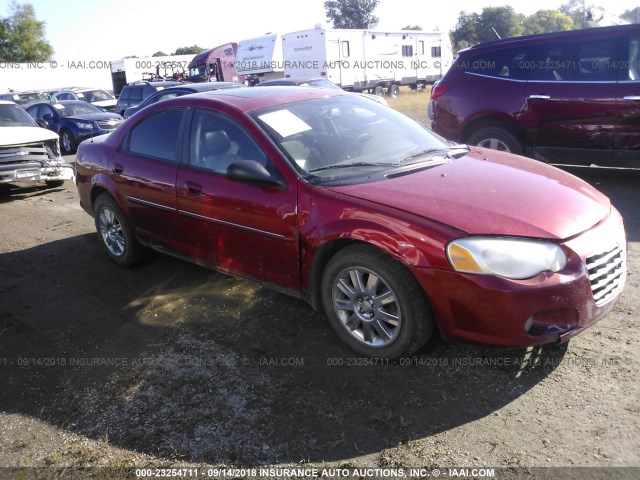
[[464, 24, 640, 53], [126, 80, 183, 88], [174, 85, 347, 113], [165, 82, 244, 92]]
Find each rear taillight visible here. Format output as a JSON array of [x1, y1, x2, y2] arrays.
[[430, 84, 450, 101]]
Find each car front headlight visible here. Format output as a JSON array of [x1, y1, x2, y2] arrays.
[[73, 121, 94, 130], [447, 237, 567, 280]]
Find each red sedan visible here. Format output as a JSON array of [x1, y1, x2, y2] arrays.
[[75, 87, 627, 359]]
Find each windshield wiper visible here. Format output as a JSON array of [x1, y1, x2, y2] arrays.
[[308, 161, 391, 173], [396, 145, 469, 165]]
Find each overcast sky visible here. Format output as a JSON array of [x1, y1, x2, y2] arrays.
[[4, 0, 639, 59]]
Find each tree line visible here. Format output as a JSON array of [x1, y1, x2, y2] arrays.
[[452, 1, 640, 51]]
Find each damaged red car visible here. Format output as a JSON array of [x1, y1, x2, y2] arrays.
[[75, 87, 627, 359]]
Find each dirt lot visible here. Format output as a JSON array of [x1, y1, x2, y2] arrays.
[[0, 159, 639, 479]]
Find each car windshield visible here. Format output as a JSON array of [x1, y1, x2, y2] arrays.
[[55, 102, 103, 117], [0, 103, 38, 126], [79, 89, 114, 102], [189, 64, 206, 77], [251, 95, 456, 183]]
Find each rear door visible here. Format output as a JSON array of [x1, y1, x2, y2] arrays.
[[615, 34, 640, 166], [523, 36, 619, 165], [109, 108, 185, 251]]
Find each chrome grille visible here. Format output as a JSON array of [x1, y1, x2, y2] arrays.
[[0, 144, 49, 165], [586, 243, 626, 305], [96, 120, 121, 130]]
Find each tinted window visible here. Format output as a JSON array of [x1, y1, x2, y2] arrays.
[[128, 87, 143, 102], [189, 109, 270, 174], [402, 45, 413, 57], [625, 36, 640, 81], [126, 110, 184, 162], [465, 45, 540, 80], [533, 38, 618, 82]]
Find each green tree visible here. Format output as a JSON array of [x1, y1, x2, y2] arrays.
[[522, 9, 573, 35], [172, 45, 205, 55], [451, 11, 480, 51], [451, 7, 523, 51], [0, 1, 53, 62], [560, 0, 589, 29], [324, 0, 379, 29], [152, 51, 168, 57], [401, 25, 422, 31], [621, 7, 640, 23]]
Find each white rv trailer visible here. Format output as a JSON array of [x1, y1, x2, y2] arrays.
[[281, 27, 453, 96], [235, 33, 284, 84]]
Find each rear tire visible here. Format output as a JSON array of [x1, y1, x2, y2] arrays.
[[321, 245, 434, 359], [373, 86, 385, 97], [93, 193, 147, 267], [388, 84, 400, 98], [466, 126, 524, 155]]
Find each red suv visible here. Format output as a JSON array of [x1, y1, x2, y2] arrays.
[[429, 25, 640, 167]]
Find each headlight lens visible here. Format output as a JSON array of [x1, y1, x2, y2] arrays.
[[74, 121, 94, 130], [447, 237, 567, 280]]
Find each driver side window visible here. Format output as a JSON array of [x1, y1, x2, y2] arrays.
[[189, 109, 271, 174]]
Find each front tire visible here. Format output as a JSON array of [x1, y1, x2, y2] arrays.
[[60, 130, 77, 155], [93, 193, 146, 267], [321, 245, 434, 359], [45, 180, 65, 188], [388, 84, 400, 98], [466, 126, 524, 155], [373, 86, 385, 97]]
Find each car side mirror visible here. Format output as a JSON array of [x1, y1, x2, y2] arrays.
[[36, 119, 48, 128], [227, 160, 286, 189], [42, 113, 53, 121]]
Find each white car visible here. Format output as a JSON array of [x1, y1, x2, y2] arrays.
[[0, 100, 73, 187], [49, 88, 118, 113]]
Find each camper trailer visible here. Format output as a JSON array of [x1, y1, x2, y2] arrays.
[[235, 33, 284, 85], [187, 43, 243, 83], [282, 27, 453, 96]]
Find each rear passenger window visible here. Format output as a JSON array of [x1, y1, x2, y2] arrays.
[[125, 110, 183, 162], [465, 46, 539, 80], [534, 39, 618, 82]]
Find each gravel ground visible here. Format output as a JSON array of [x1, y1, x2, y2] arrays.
[[0, 163, 638, 480]]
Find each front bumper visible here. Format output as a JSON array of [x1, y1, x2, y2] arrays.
[[0, 161, 74, 184], [412, 209, 626, 347]]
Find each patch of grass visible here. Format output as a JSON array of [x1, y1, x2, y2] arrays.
[[386, 86, 432, 125]]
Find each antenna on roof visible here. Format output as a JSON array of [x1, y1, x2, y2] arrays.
[[491, 27, 501, 40]]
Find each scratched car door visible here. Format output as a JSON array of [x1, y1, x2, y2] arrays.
[[176, 108, 299, 293]]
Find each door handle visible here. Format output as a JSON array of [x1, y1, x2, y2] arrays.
[[528, 95, 551, 100], [623, 96, 640, 101], [185, 181, 202, 195], [112, 163, 124, 174]]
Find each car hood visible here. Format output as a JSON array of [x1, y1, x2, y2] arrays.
[[66, 112, 122, 122], [326, 147, 610, 240], [0, 126, 59, 146]]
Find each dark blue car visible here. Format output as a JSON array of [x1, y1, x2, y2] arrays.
[[26, 101, 123, 154]]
